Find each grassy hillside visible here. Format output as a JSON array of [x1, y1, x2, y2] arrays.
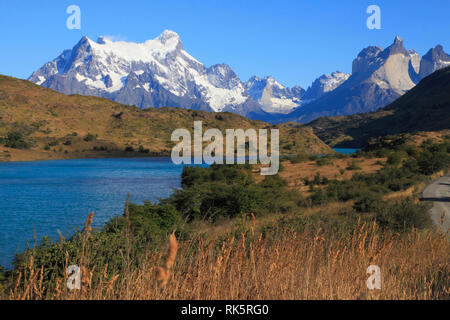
[[0, 75, 332, 161], [307, 66, 450, 147]]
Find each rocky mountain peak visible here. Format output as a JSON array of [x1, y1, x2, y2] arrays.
[[157, 30, 180, 41], [394, 35, 403, 45], [245, 75, 304, 114], [424, 45, 450, 61], [419, 45, 450, 79], [156, 30, 183, 50], [206, 64, 242, 89], [381, 36, 409, 58], [302, 71, 350, 100]]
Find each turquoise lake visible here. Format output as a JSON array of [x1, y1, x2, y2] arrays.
[[333, 148, 360, 154], [0, 158, 185, 269]]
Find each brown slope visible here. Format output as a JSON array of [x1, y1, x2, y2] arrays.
[[0, 75, 332, 161]]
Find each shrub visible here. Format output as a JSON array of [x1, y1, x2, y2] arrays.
[[172, 164, 299, 221], [387, 152, 402, 166], [416, 149, 449, 175], [346, 160, 361, 170], [353, 192, 383, 213], [316, 157, 330, 166], [84, 133, 97, 142], [138, 145, 150, 153], [375, 198, 432, 232], [3, 131, 30, 149]]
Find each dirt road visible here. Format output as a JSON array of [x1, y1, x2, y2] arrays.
[[421, 174, 450, 232]]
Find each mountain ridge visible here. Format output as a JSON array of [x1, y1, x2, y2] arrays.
[[306, 66, 450, 147], [29, 32, 450, 124], [277, 37, 450, 124], [29, 31, 271, 119]]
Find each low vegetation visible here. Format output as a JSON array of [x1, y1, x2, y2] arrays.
[[0, 135, 448, 300]]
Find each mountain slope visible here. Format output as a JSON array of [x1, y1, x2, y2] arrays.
[[282, 37, 419, 123], [29, 31, 270, 119], [278, 37, 450, 124], [307, 66, 450, 147], [0, 75, 332, 162]]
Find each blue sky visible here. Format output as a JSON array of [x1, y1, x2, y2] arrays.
[[0, 0, 449, 88]]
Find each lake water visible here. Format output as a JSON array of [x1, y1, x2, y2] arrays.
[[333, 148, 360, 154], [0, 151, 359, 269], [0, 158, 185, 269]]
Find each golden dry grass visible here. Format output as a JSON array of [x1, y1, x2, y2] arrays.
[[254, 158, 386, 193], [5, 220, 449, 300]]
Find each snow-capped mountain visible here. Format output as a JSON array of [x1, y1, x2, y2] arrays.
[[244, 76, 305, 114], [281, 36, 450, 123], [29, 30, 269, 118], [29, 32, 450, 124], [302, 71, 350, 101]]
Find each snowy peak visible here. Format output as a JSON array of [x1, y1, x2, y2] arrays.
[[245, 76, 304, 114], [157, 30, 181, 42], [303, 71, 350, 100], [28, 30, 263, 116], [206, 64, 242, 90], [28, 32, 450, 122]]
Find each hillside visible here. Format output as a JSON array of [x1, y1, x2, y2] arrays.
[[307, 66, 450, 147], [0, 75, 332, 162]]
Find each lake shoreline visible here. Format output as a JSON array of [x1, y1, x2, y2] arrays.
[[0, 147, 172, 163], [0, 147, 359, 163]]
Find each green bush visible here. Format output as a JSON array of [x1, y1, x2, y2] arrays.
[[84, 133, 97, 142], [374, 198, 432, 232], [387, 152, 402, 166], [346, 160, 361, 170], [3, 131, 30, 149], [138, 145, 150, 153], [316, 157, 330, 166], [171, 164, 299, 221], [416, 149, 449, 175], [353, 192, 383, 213]]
